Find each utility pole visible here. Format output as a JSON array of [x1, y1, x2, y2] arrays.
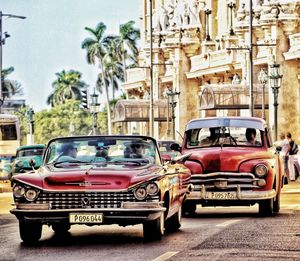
[[249, 0, 254, 117], [0, 12, 26, 108], [149, 0, 154, 137]]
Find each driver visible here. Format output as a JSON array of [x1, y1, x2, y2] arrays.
[[60, 143, 77, 158]]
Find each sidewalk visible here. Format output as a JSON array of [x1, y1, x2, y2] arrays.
[[281, 178, 300, 194], [0, 181, 11, 193]]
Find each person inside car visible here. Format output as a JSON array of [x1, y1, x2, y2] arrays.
[[60, 143, 78, 158], [200, 127, 220, 145], [245, 128, 260, 146]]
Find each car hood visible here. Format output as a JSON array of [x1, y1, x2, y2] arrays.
[[13, 155, 43, 168], [12, 165, 162, 191], [184, 147, 274, 172]]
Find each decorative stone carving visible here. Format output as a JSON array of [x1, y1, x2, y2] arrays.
[[153, 4, 169, 32]]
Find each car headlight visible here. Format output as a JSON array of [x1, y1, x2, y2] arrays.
[[16, 161, 24, 168], [13, 185, 25, 198], [24, 189, 39, 201], [255, 164, 268, 177], [146, 182, 159, 196], [133, 187, 147, 200]]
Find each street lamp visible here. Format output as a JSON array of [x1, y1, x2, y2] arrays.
[[258, 68, 268, 120], [204, 9, 212, 41], [0, 12, 26, 106], [90, 89, 100, 135], [228, 1, 236, 36], [269, 63, 282, 140], [27, 108, 34, 145], [165, 89, 180, 140]]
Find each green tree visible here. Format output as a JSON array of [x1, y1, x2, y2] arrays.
[[1, 66, 24, 98], [30, 101, 107, 144], [103, 37, 124, 100], [117, 20, 140, 81], [81, 22, 112, 135], [46, 69, 88, 107]]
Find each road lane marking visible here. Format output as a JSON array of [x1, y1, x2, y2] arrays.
[[216, 219, 241, 227], [152, 251, 178, 261]]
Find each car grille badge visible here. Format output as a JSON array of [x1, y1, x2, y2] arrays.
[[81, 197, 91, 207], [214, 180, 227, 189]]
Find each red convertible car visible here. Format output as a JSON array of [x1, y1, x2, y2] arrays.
[[10, 136, 191, 243], [171, 117, 284, 217]]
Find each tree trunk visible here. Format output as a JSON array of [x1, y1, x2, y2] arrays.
[[100, 60, 112, 135], [122, 47, 127, 82]]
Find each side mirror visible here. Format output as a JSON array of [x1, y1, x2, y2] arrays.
[[171, 153, 191, 164], [29, 159, 36, 168], [170, 143, 181, 153]]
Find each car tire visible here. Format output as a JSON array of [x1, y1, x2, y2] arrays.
[[182, 202, 196, 217], [52, 223, 71, 234], [143, 213, 164, 241], [165, 205, 182, 232], [258, 198, 274, 216], [273, 193, 280, 213], [19, 220, 42, 243]]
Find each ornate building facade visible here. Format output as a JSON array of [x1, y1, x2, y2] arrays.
[[113, 0, 300, 142]]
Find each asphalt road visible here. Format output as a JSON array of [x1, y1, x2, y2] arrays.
[[0, 180, 300, 261]]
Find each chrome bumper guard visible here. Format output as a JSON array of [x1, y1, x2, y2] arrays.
[[187, 184, 276, 200]]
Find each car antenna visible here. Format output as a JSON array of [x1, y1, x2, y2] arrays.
[[176, 130, 183, 141]]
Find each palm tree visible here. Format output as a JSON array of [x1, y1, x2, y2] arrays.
[[47, 69, 87, 107], [81, 22, 113, 134], [117, 20, 140, 82], [1, 66, 24, 98], [103, 37, 124, 100]]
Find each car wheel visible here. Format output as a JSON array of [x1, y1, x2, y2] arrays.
[[52, 223, 71, 234], [273, 193, 280, 213], [143, 213, 165, 241], [258, 198, 274, 216], [165, 205, 182, 232], [182, 202, 196, 217], [19, 220, 42, 243]]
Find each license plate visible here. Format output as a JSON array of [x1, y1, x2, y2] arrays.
[[69, 213, 103, 224], [205, 192, 237, 200]]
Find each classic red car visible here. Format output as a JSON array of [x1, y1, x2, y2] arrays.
[[10, 136, 191, 243], [171, 117, 284, 216]]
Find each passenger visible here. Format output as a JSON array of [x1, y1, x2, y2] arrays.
[[201, 127, 220, 145], [245, 128, 260, 146], [130, 142, 145, 158], [60, 143, 77, 158]]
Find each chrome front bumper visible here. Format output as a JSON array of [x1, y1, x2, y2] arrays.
[[10, 202, 166, 224], [186, 185, 276, 201]]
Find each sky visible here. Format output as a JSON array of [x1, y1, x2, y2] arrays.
[[0, 0, 140, 112]]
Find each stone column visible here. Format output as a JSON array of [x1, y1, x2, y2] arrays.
[[152, 49, 166, 138], [172, 47, 199, 140]]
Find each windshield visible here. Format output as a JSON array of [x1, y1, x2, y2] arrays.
[[17, 148, 44, 157], [186, 127, 263, 148], [44, 136, 160, 167]]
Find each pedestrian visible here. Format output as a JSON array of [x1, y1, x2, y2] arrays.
[[287, 132, 297, 181], [275, 132, 290, 179]]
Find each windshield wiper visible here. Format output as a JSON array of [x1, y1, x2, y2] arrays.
[[108, 160, 142, 166], [49, 160, 92, 167]]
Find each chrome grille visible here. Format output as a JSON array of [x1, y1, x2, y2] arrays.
[[191, 172, 261, 191], [35, 191, 159, 209]]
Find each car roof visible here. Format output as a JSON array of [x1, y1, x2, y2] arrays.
[[17, 144, 46, 151], [186, 117, 267, 131]]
